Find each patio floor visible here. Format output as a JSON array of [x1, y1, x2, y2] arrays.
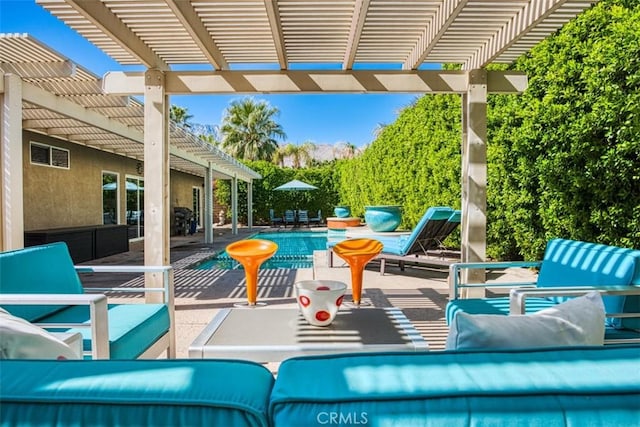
[[79, 224, 537, 358]]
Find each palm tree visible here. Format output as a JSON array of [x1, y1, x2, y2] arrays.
[[333, 141, 358, 159], [170, 105, 194, 129], [220, 98, 286, 161], [278, 141, 316, 168], [373, 122, 387, 138], [199, 133, 219, 146]]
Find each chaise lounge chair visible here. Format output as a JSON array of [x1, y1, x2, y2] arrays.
[[297, 210, 310, 227], [269, 209, 283, 227], [328, 206, 460, 274], [284, 210, 296, 227]]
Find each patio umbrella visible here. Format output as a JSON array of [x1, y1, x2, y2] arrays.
[[274, 179, 318, 192], [274, 179, 318, 212]]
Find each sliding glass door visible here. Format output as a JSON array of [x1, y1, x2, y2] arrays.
[[126, 176, 144, 240]]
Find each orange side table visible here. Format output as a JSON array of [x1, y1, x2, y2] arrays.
[[332, 238, 383, 307], [226, 239, 278, 307]]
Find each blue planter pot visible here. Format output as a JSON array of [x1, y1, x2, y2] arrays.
[[334, 206, 351, 218], [364, 205, 402, 232]]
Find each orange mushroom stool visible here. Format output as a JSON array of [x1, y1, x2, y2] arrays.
[[226, 239, 278, 307], [331, 238, 383, 306]]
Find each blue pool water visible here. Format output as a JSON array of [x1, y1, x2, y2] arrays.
[[194, 231, 329, 270]]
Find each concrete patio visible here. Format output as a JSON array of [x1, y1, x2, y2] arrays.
[[79, 225, 537, 358]]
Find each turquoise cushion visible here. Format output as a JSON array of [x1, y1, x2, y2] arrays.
[[374, 235, 409, 255], [445, 297, 557, 325], [41, 304, 169, 359], [0, 242, 83, 321], [538, 238, 640, 328], [0, 359, 273, 427], [271, 346, 640, 427]]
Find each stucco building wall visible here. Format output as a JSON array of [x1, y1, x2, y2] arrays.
[[22, 130, 208, 234]]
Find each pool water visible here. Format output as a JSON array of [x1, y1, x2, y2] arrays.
[[194, 231, 329, 270]]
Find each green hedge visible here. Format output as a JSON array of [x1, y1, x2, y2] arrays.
[[487, 0, 640, 259]]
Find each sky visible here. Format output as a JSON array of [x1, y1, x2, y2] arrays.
[[0, 0, 424, 148]]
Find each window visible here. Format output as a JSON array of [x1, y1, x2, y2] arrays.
[[30, 142, 70, 169]]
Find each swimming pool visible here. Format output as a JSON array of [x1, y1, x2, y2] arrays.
[[194, 231, 329, 270]]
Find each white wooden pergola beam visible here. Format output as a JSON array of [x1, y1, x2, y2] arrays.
[[22, 82, 143, 142], [0, 61, 76, 79], [1, 74, 24, 250], [263, 0, 287, 69], [164, 0, 228, 70], [231, 176, 238, 235], [103, 70, 527, 95], [466, 0, 568, 70], [342, 0, 370, 70], [404, 0, 469, 70], [461, 69, 488, 297], [143, 69, 170, 298], [64, 0, 169, 71], [204, 166, 214, 243]]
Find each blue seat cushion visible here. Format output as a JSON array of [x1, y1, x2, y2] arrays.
[[41, 303, 169, 359], [538, 238, 640, 329], [0, 359, 273, 427], [270, 346, 640, 427], [445, 297, 557, 325], [0, 242, 83, 321]]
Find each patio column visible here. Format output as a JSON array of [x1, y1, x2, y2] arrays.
[[0, 73, 24, 251], [231, 175, 238, 235], [247, 180, 253, 230], [204, 165, 214, 243], [460, 69, 487, 297], [143, 69, 170, 302]]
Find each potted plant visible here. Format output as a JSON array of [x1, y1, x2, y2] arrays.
[[364, 205, 402, 232], [333, 205, 351, 218]]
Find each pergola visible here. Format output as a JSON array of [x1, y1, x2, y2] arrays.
[[0, 34, 260, 250], [5, 0, 597, 293]]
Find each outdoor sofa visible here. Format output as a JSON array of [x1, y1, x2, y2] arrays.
[[1, 345, 639, 426], [0, 242, 175, 359]]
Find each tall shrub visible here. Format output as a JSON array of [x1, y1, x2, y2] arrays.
[[337, 95, 462, 229], [488, 0, 640, 259]]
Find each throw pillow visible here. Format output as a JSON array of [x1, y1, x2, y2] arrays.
[[0, 308, 80, 359], [445, 291, 605, 350]]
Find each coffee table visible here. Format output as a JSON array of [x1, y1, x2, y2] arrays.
[[188, 307, 428, 363]]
